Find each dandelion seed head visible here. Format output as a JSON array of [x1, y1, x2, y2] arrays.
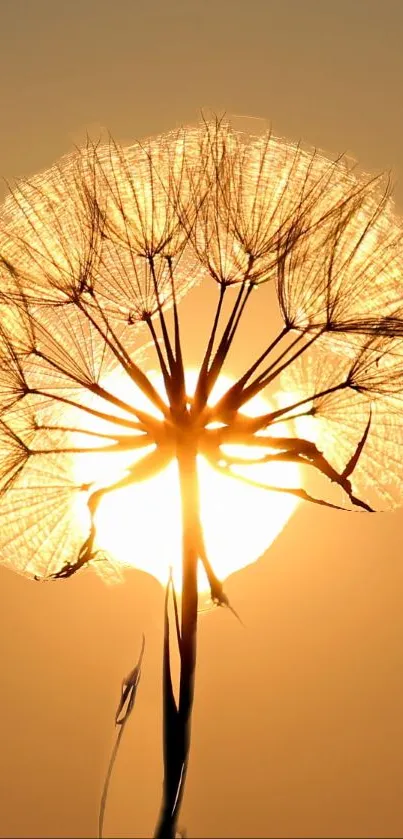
[[0, 117, 402, 580]]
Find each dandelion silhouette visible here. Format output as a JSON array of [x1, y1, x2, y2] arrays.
[[0, 117, 403, 837]]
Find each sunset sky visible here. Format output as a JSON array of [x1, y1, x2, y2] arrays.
[[1, 1, 403, 837]]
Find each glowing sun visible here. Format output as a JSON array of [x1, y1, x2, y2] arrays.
[[75, 371, 300, 592]]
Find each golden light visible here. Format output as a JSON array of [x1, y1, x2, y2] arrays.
[[73, 371, 301, 593]]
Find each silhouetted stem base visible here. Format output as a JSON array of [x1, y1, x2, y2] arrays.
[[154, 445, 199, 839]]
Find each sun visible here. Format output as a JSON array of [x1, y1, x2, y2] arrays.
[[73, 370, 300, 593]]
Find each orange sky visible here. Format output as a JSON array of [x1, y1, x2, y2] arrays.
[[1, 1, 403, 837]]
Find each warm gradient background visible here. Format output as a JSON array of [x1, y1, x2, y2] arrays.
[[1, 1, 403, 837]]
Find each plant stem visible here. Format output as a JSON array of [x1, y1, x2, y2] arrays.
[[154, 444, 200, 839]]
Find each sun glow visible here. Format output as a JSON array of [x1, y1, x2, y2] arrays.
[[73, 371, 300, 593]]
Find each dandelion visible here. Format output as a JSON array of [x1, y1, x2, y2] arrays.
[[1, 117, 403, 837]]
